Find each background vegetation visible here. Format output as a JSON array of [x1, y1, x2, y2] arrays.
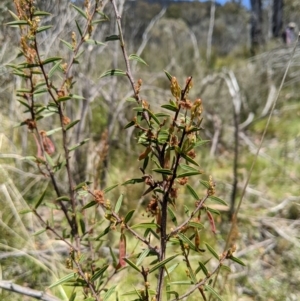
[[0, 0, 300, 300]]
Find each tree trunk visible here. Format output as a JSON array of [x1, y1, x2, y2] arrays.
[[272, 0, 283, 37], [250, 0, 264, 55]]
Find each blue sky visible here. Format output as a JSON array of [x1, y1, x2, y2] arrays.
[[214, 0, 251, 9]]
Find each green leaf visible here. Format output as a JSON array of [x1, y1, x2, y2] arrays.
[[19, 209, 32, 215], [126, 97, 137, 102], [7, 20, 28, 26], [205, 284, 224, 301], [161, 104, 178, 112], [82, 201, 97, 210], [114, 194, 123, 214], [103, 285, 117, 301], [188, 221, 204, 229], [90, 264, 109, 282], [220, 265, 231, 272], [70, 94, 85, 100], [177, 171, 202, 178], [179, 164, 199, 172], [68, 292, 76, 301], [177, 233, 196, 251], [152, 168, 173, 175], [181, 153, 199, 166], [131, 223, 159, 230], [68, 138, 89, 152], [71, 4, 87, 19], [129, 54, 148, 66], [124, 120, 135, 129], [33, 11, 51, 16], [149, 254, 179, 273], [229, 256, 246, 266], [8, 10, 19, 21], [57, 96, 72, 102], [200, 180, 210, 189], [46, 127, 62, 136], [42, 57, 63, 65], [104, 183, 119, 193], [48, 273, 76, 289], [34, 188, 47, 209], [122, 178, 144, 185], [167, 206, 178, 226], [48, 60, 62, 78], [186, 184, 200, 200], [100, 69, 126, 78], [205, 243, 219, 260], [33, 228, 47, 236], [136, 249, 151, 266], [60, 39, 73, 50], [123, 258, 141, 273], [164, 70, 173, 81], [65, 120, 80, 131], [36, 25, 53, 33], [74, 181, 92, 191], [55, 196, 70, 202], [124, 209, 135, 223], [105, 35, 120, 41], [208, 196, 228, 207], [206, 207, 220, 215], [194, 140, 210, 147], [75, 20, 83, 36], [85, 39, 106, 46], [197, 261, 209, 276]]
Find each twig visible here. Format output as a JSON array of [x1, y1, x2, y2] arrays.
[[0, 281, 62, 301]]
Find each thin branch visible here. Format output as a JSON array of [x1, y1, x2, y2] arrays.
[[0, 281, 62, 301]]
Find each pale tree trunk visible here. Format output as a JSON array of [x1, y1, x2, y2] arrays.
[[207, 0, 216, 66]]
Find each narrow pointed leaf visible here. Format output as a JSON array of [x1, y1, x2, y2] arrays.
[[7, 20, 28, 26], [34, 188, 47, 209], [71, 4, 87, 19], [36, 25, 53, 33], [149, 254, 179, 273], [85, 39, 105, 46], [122, 178, 144, 185], [33, 11, 51, 16], [65, 120, 80, 131], [46, 127, 62, 136], [197, 261, 209, 276], [186, 184, 200, 200], [208, 196, 228, 207], [205, 243, 219, 260], [105, 35, 120, 41], [136, 249, 150, 266], [42, 57, 63, 65], [205, 284, 224, 301], [48, 60, 62, 78], [60, 39, 73, 50], [103, 285, 117, 301], [123, 258, 141, 273], [124, 120, 135, 129], [152, 168, 173, 175], [56, 196, 70, 202], [124, 209, 135, 224], [48, 273, 76, 289], [167, 206, 178, 226], [100, 69, 126, 78], [90, 264, 109, 282], [161, 104, 178, 112], [229, 256, 246, 266], [178, 233, 196, 251], [131, 223, 159, 229], [181, 153, 199, 166], [75, 20, 83, 36], [104, 183, 119, 193], [129, 54, 148, 66], [200, 180, 210, 189], [68, 138, 89, 152], [177, 171, 202, 178], [114, 194, 124, 214], [33, 228, 47, 236], [81, 201, 97, 211], [164, 70, 173, 81]]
